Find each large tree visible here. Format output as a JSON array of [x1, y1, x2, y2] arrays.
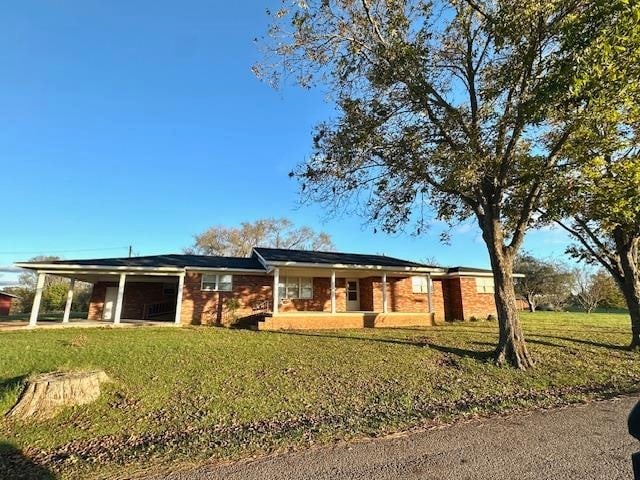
[[256, 0, 601, 368], [514, 253, 573, 312], [186, 218, 334, 256], [548, 0, 640, 349]]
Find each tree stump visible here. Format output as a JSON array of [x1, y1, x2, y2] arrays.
[[7, 370, 109, 420]]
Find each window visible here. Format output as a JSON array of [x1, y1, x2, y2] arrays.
[[201, 274, 233, 292], [278, 277, 313, 299], [476, 277, 495, 294], [411, 276, 429, 293]]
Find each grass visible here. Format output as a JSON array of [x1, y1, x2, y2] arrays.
[[2, 312, 88, 322], [0, 311, 638, 479]]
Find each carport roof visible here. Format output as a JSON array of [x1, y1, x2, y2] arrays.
[[17, 254, 266, 271]]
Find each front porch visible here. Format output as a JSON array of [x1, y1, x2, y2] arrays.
[[257, 311, 436, 331]]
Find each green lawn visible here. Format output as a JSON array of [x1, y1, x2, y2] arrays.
[[1, 311, 638, 479]]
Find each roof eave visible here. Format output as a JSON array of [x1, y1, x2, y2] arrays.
[[262, 260, 444, 273]]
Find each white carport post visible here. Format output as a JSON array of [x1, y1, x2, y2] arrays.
[[272, 268, 280, 315], [174, 273, 185, 325], [330, 270, 336, 314], [426, 273, 433, 313], [62, 278, 76, 324], [29, 272, 46, 327], [382, 272, 388, 313], [113, 273, 127, 325]]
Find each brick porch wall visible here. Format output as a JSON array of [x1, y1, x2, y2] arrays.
[[88, 281, 171, 320]]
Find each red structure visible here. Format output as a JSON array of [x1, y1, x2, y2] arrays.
[[0, 292, 17, 316]]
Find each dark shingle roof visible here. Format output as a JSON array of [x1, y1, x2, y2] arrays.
[[0, 291, 18, 298], [446, 266, 493, 274], [22, 254, 265, 270], [253, 247, 435, 268]]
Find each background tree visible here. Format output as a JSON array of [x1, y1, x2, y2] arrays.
[[8, 256, 91, 314], [186, 218, 334, 256], [256, 0, 602, 368], [547, 0, 640, 348], [514, 253, 573, 312], [573, 267, 609, 314]]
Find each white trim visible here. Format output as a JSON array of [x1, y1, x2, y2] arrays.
[[273, 268, 279, 315], [15, 263, 185, 273], [174, 273, 185, 325], [34, 269, 185, 277], [251, 249, 270, 270], [330, 270, 336, 314], [113, 273, 126, 324], [438, 271, 525, 278], [261, 260, 443, 273], [29, 272, 45, 326], [186, 267, 266, 273], [382, 272, 388, 313], [426, 273, 433, 313], [62, 278, 76, 323]]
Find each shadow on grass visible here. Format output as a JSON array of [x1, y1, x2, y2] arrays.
[[527, 334, 630, 351], [0, 375, 27, 406], [0, 442, 55, 479], [272, 331, 494, 361]]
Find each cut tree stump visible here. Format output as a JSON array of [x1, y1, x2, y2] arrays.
[[7, 370, 109, 420]]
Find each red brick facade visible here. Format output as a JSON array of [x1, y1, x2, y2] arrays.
[[88, 281, 175, 320], [442, 277, 497, 320], [0, 294, 12, 316], [87, 272, 497, 325]]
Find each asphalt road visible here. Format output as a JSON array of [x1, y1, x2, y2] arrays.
[[151, 395, 639, 480]]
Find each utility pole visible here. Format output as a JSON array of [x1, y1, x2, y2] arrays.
[[128, 245, 133, 258]]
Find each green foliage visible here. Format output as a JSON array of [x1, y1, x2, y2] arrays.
[[514, 253, 574, 311], [41, 283, 69, 313], [1, 313, 638, 477]]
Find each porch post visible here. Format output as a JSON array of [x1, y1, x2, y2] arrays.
[[29, 272, 46, 327], [426, 273, 433, 313], [273, 268, 279, 315], [330, 270, 336, 314], [382, 272, 388, 313], [113, 273, 127, 325], [174, 273, 185, 325], [62, 278, 76, 324]]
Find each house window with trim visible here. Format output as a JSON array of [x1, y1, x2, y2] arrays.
[[411, 276, 429, 293], [278, 277, 313, 299], [201, 274, 233, 292], [476, 277, 495, 294]]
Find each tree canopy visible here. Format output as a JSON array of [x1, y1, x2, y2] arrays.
[[186, 218, 334, 257], [256, 0, 611, 368]]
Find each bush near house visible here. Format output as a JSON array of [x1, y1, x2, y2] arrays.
[[0, 312, 638, 479]]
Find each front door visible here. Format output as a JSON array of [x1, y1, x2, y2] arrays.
[[103, 287, 118, 320], [346, 279, 360, 311]]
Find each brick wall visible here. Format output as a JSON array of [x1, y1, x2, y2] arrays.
[[88, 281, 172, 320], [0, 295, 11, 316], [180, 273, 272, 325], [442, 276, 497, 320]]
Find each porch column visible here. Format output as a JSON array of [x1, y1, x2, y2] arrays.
[[113, 273, 127, 325], [29, 272, 46, 327], [382, 272, 388, 313], [330, 270, 336, 314], [426, 273, 433, 313], [174, 273, 185, 325], [62, 278, 76, 324], [273, 268, 279, 315]]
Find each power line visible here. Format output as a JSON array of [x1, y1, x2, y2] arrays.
[[0, 246, 130, 255]]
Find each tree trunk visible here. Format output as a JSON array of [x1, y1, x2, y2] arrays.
[[480, 218, 534, 369], [614, 230, 640, 350], [527, 294, 536, 313]]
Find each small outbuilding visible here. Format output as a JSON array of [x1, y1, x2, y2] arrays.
[[0, 291, 17, 316]]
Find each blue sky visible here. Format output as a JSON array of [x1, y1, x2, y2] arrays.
[[0, 0, 573, 286]]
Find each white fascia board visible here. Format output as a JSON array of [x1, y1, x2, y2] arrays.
[[439, 271, 525, 278], [263, 260, 444, 273], [15, 263, 185, 273], [185, 267, 267, 274], [251, 249, 270, 270]]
